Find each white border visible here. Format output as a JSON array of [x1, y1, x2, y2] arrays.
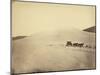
[[0, 0, 10, 75], [0, 0, 100, 75]]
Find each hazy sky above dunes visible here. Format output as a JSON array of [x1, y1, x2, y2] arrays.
[[12, 1, 95, 36]]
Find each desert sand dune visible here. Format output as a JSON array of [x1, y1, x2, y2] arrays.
[[12, 29, 95, 74]]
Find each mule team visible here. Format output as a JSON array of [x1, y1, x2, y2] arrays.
[[66, 41, 90, 48]]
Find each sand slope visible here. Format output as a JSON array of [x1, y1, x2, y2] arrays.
[[12, 29, 96, 74]]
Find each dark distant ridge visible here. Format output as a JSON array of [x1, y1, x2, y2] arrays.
[[12, 36, 27, 40], [83, 26, 96, 33]]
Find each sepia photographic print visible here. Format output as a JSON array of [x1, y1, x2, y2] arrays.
[[11, 0, 96, 74]]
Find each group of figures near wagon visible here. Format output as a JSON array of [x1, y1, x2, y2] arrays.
[[65, 41, 95, 48]]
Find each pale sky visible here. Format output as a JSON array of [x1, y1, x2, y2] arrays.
[[12, 1, 95, 36]]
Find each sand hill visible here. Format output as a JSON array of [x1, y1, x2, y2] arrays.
[[12, 29, 96, 74]]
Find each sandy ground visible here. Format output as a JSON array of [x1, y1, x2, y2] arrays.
[[12, 29, 96, 74]]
